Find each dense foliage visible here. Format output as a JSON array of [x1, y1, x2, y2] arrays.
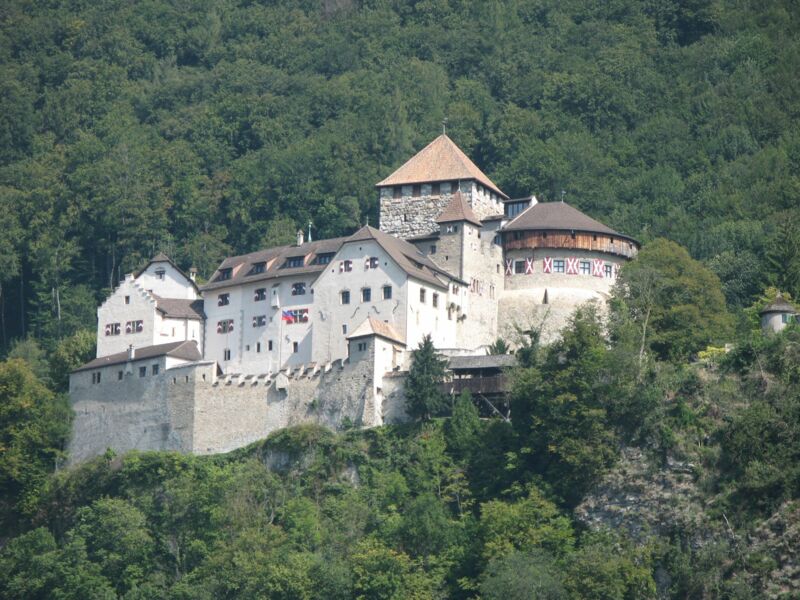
[[2, 0, 800, 353]]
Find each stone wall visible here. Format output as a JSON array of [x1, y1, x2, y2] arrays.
[[380, 182, 479, 239], [69, 353, 407, 463]]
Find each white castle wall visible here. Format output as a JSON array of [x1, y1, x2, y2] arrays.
[[68, 351, 409, 463], [138, 261, 199, 299]]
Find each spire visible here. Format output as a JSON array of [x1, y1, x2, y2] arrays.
[[436, 191, 482, 227]]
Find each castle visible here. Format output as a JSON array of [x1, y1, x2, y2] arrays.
[[69, 134, 639, 463]]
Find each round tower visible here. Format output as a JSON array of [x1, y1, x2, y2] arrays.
[[497, 201, 639, 342]]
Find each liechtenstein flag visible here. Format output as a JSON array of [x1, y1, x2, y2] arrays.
[[281, 310, 295, 324]]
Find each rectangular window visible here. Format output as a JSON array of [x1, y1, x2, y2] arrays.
[[217, 268, 232, 281], [430, 244, 437, 254], [92, 372, 101, 384], [249, 262, 266, 275], [139, 366, 147, 378], [292, 342, 299, 353], [223, 349, 231, 361], [432, 293, 439, 308], [218, 293, 230, 306], [124, 295, 130, 305], [254, 288, 267, 301], [580, 261, 591, 275], [419, 288, 426, 303], [256, 342, 261, 353], [393, 186, 402, 199], [604, 264, 613, 278], [514, 260, 526, 274], [446, 224, 457, 234], [152, 364, 159, 375], [268, 340, 274, 351], [291, 282, 306, 296], [362, 288, 371, 302], [315, 253, 334, 265], [282, 308, 309, 324], [339, 260, 353, 273], [553, 259, 565, 273], [383, 285, 392, 300], [125, 320, 144, 334], [431, 183, 440, 195], [217, 319, 234, 333], [368, 257, 379, 269], [412, 184, 421, 197], [253, 315, 267, 327], [118, 370, 123, 381], [341, 290, 350, 304], [104, 322, 121, 336], [452, 284, 460, 294], [283, 256, 304, 269], [357, 342, 367, 352], [155, 268, 165, 280]]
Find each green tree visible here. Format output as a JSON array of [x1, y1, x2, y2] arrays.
[[615, 238, 733, 361], [405, 335, 448, 421], [480, 550, 566, 600], [0, 359, 72, 532], [49, 329, 96, 392]]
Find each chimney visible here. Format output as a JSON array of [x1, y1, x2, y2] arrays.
[[127, 345, 135, 361], [125, 273, 135, 282], [296, 229, 304, 246], [189, 266, 198, 282]]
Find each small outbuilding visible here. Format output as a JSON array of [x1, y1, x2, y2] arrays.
[[760, 294, 798, 333]]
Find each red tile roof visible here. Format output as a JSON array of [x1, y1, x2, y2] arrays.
[[376, 134, 507, 199], [347, 317, 405, 344]]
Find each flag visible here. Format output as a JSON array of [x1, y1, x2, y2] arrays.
[[281, 310, 295, 324]]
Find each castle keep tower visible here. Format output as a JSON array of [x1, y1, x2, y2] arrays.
[[377, 134, 508, 238]]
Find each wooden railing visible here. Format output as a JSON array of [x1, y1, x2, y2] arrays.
[[442, 375, 509, 396]]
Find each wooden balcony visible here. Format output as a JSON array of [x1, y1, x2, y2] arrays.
[[442, 374, 509, 396], [503, 231, 638, 259]]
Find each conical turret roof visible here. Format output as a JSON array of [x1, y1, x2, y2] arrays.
[[376, 134, 507, 199]]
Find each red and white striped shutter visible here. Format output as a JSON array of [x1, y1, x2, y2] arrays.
[[229, 321, 234, 332], [592, 259, 604, 277], [216, 322, 223, 334], [613, 264, 620, 278], [338, 261, 344, 273], [525, 258, 534, 274], [364, 257, 371, 270], [566, 257, 579, 275], [543, 257, 553, 273], [505, 259, 513, 276]]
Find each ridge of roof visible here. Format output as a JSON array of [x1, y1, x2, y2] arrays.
[[502, 201, 639, 244], [435, 191, 482, 227], [760, 295, 798, 314], [376, 134, 508, 199], [346, 225, 452, 289], [347, 317, 405, 344], [73, 340, 202, 372]]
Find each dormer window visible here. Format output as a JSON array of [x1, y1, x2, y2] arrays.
[[314, 253, 334, 265], [445, 224, 458, 234], [217, 268, 232, 281], [249, 262, 266, 275], [283, 256, 304, 269]]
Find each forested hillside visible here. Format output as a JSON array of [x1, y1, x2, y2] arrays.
[[1, 0, 800, 351]]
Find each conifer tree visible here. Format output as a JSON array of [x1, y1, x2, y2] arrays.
[[405, 335, 448, 421]]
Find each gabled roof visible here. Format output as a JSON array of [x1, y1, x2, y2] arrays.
[[376, 134, 508, 199], [346, 225, 453, 289], [347, 317, 405, 344], [73, 340, 202, 372], [152, 295, 205, 320], [436, 191, 482, 227], [502, 201, 639, 244], [201, 236, 349, 292], [135, 253, 200, 293], [760, 295, 798, 315]]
